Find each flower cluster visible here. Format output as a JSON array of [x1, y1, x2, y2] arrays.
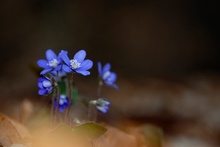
[[37, 49, 118, 121], [37, 49, 93, 113], [37, 49, 93, 76]]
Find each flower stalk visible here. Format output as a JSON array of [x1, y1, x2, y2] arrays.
[[88, 100, 97, 122], [51, 84, 56, 126], [65, 73, 73, 124], [37, 49, 117, 126]]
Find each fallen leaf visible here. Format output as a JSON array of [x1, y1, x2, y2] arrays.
[[93, 126, 138, 147], [125, 124, 163, 147], [0, 113, 31, 147], [35, 123, 92, 147], [73, 122, 107, 140], [10, 144, 28, 147]]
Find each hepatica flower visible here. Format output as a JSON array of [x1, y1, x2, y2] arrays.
[[95, 98, 110, 114], [38, 76, 53, 95], [98, 62, 118, 89], [37, 49, 62, 75], [54, 94, 69, 113], [59, 50, 93, 76]]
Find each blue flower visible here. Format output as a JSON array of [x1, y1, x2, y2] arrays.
[[98, 62, 118, 89], [95, 98, 110, 114], [37, 49, 62, 75], [59, 50, 93, 76], [38, 77, 53, 95], [54, 94, 69, 112]]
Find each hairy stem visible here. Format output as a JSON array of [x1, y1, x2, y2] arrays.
[[51, 87, 56, 126], [54, 85, 60, 123], [88, 100, 97, 122], [88, 80, 103, 122], [65, 73, 73, 124], [97, 80, 103, 97]]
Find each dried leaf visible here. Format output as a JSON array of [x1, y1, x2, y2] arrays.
[[141, 124, 163, 147], [93, 126, 138, 147], [36, 124, 92, 147], [73, 122, 107, 140], [10, 144, 28, 147], [126, 124, 163, 147], [0, 113, 31, 147], [35, 123, 107, 147]]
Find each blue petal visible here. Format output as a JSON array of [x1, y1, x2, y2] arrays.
[[97, 62, 102, 76], [59, 50, 70, 65], [38, 82, 43, 89], [38, 89, 47, 95], [42, 80, 52, 88], [105, 82, 118, 90], [76, 59, 93, 71], [107, 72, 117, 83], [37, 59, 50, 68], [74, 50, 86, 63], [62, 64, 72, 73], [102, 71, 111, 80], [46, 49, 57, 61], [40, 68, 52, 75], [102, 63, 111, 76], [105, 101, 110, 105], [63, 102, 68, 107], [58, 70, 67, 77], [97, 106, 108, 113], [112, 84, 119, 90], [59, 107, 65, 112], [54, 64, 62, 71], [75, 70, 90, 76], [38, 77, 45, 82], [98, 98, 110, 105], [104, 72, 118, 89]]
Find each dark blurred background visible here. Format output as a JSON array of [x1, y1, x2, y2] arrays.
[[1, 0, 220, 80], [0, 0, 220, 121], [0, 0, 220, 145], [1, 0, 220, 118]]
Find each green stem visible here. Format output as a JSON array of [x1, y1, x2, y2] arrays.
[[51, 87, 56, 126], [55, 85, 60, 123], [97, 80, 103, 97], [65, 73, 73, 124], [88, 80, 103, 122], [54, 72, 61, 124], [88, 100, 97, 122]]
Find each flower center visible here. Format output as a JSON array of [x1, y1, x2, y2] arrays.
[[48, 59, 58, 68], [70, 59, 81, 69]]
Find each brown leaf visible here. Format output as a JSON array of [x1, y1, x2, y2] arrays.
[[0, 113, 31, 147], [93, 126, 138, 147], [10, 144, 28, 147], [126, 124, 163, 147]]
